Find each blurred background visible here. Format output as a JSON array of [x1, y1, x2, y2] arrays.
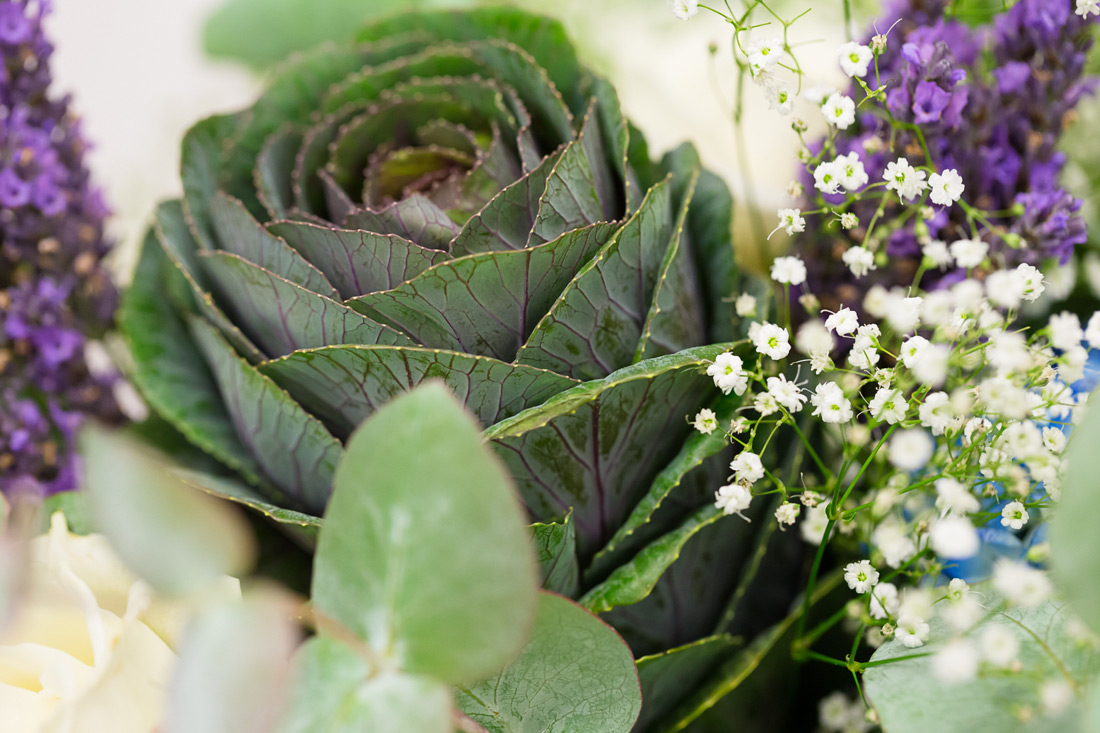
[[44, 0, 853, 278]]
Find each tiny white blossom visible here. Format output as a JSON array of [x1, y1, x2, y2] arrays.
[[1086, 311, 1100, 346], [770, 208, 806, 239], [885, 295, 922, 334], [764, 81, 794, 115], [824, 307, 859, 336], [746, 36, 787, 75], [813, 160, 843, 195], [801, 501, 830, 544], [843, 559, 880, 593], [883, 157, 928, 201], [930, 516, 980, 558], [985, 269, 1026, 310], [950, 238, 989, 269], [928, 168, 965, 207], [1017, 263, 1046, 301], [987, 331, 1031, 375], [730, 451, 765, 483], [895, 615, 930, 648], [1041, 680, 1075, 715], [842, 246, 875, 277], [918, 391, 952, 435], [911, 344, 949, 387], [993, 559, 1051, 608], [840, 212, 859, 229], [735, 294, 757, 318], [754, 392, 779, 416], [775, 502, 800, 527], [670, 0, 699, 20], [873, 519, 917, 568], [770, 255, 807, 286], [692, 408, 718, 434], [923, 239, 953, 268], [869, 582, 900, 619], [767, 374, 808, 413], [1000, 500, 1029, 530], [715, 482, 753, 519], [1042, 426, 1066, 453], [1077, 0, 1100, 19], [811, 382, 854, 424], [980, 624, 1019, 667], [838, 41, 874, 78], [835, 152, 869, 192], [888, 428, 933, 471], [707, 352, 750, 396], [869, 387, 908, 425], [1049, 311, 1084, 351], [810, 351, 834, 375], [864, 285, 891, 318], [935, 478, 980, 516], [899, 335, 930, 368], [821, 93, 856, 130], [754, 322, 792, 360], [933, 639, 978, 684], [796, 320, 834, 355]]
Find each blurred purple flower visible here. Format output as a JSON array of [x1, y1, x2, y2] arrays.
[[794, 0, 1097, 312], [1, 0, 121, 498]]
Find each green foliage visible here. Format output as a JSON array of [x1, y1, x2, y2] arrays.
[[203, 0, 479, 72], [455, 592, 642, 732], [1053, 389, 1100, 634], [311, 382, 538, 685], [864, 593, 1100, 733], [78, 425, 255, 596]]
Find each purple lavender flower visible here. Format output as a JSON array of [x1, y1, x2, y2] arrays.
[[1, 0, 120, 498], [795, 0, 1097, 314]]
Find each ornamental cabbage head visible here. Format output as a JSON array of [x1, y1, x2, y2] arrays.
[[123, 9, 789, 726]]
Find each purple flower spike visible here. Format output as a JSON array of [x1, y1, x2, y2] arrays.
[[1, 0, 122, 498]]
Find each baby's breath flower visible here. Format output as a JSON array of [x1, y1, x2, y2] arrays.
[[895, 615, 930, 648], [692, 408, 718, 434], [993, 559, 1052, 608], [883, 157, 928, 201], [1017, 263, 1046, 301], [840, 212, 859, 230], [754, 322, 792, 360], [813, 160, 843, 195], [885, 295, 922, 334], [870, 33, 888, 54], [707, 352, 749, 396], [735, 293, 757, 318], [837, 41, 874, 78], [1049, 311, 1084, 351], [811, 382, 854, 424], [774, 502, 800, 527], [670, 0, 699, 21], [1085, 311, 1100, 346], [809, 351, 834, 375], [930, 516, 980, 558], [1000, 500, 1030, 530], [842, 246, 875, 277], [911, 344, 949, 387], [730, 451, 765, 484], [899, 335, 930, 368], [767, 374, 807, 413], [928, 169, 966, 207], [869, 582, 900, 619], [765, 82, 794, 115], [980, 625, 1020, 668], [821, 93, 856, 130], [1077, 0, 1100, 19], [869, 387, 908, 425], [843, 559, 880, 593], [770, 208, 806, 240], [714, 482, 753, 520], [1043, 426, 1066, 453], [918, 392, 952, 435], [746, 36, 787, 75], [922, 239, 953, 268], [936, 478, 980, 516], [835, 152, 870, 192], [754, 392, 779, 416], [770, 256, 807, 285], [1041, 680, 1074, 715], [796, 320, 834, 355], [873, 519, 917, 568], [824, 307, 859, 336], [888, 429, 934, 471], [933, 639, 979, 683], [950, 238, 989, 269]]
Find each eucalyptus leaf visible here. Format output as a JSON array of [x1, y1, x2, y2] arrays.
[[277, 636, 452, 733], [1051, 387, 1100, 634], [312, 382, 539, 685], [455, 592, 642, 733], [166, 593, 300, 733], [864, 593, 1100, 733], [78, 425, 255, 596]]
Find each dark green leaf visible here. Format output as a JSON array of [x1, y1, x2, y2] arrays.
[[634, 635, 738, 732], [531, 512, 579, 596], [349, 222, 616, 360], [343, 195, 461, 250], [455, 592, 641, 733], [259, 345, 577, 440], [255, 126, 301, 221], [181, 114, 239, 251], [189, 318, 344, 513], [170, 467, 321, 531], [120, 229, 263, 484], [312, 383, 538, 685], [269, 221, 448, 300], [486, 344, 727, 561]]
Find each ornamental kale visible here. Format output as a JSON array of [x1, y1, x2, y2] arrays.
[[0, 0, 120, 497]]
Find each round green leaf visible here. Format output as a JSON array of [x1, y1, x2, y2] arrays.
[[455, 592, 642, 733], [312, 382, 539, 685]]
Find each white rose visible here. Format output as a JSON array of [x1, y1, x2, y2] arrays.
[[1, 512, 239, 732]]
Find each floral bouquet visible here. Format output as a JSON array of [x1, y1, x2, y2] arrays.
[[4, 0, 1100, 731]]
